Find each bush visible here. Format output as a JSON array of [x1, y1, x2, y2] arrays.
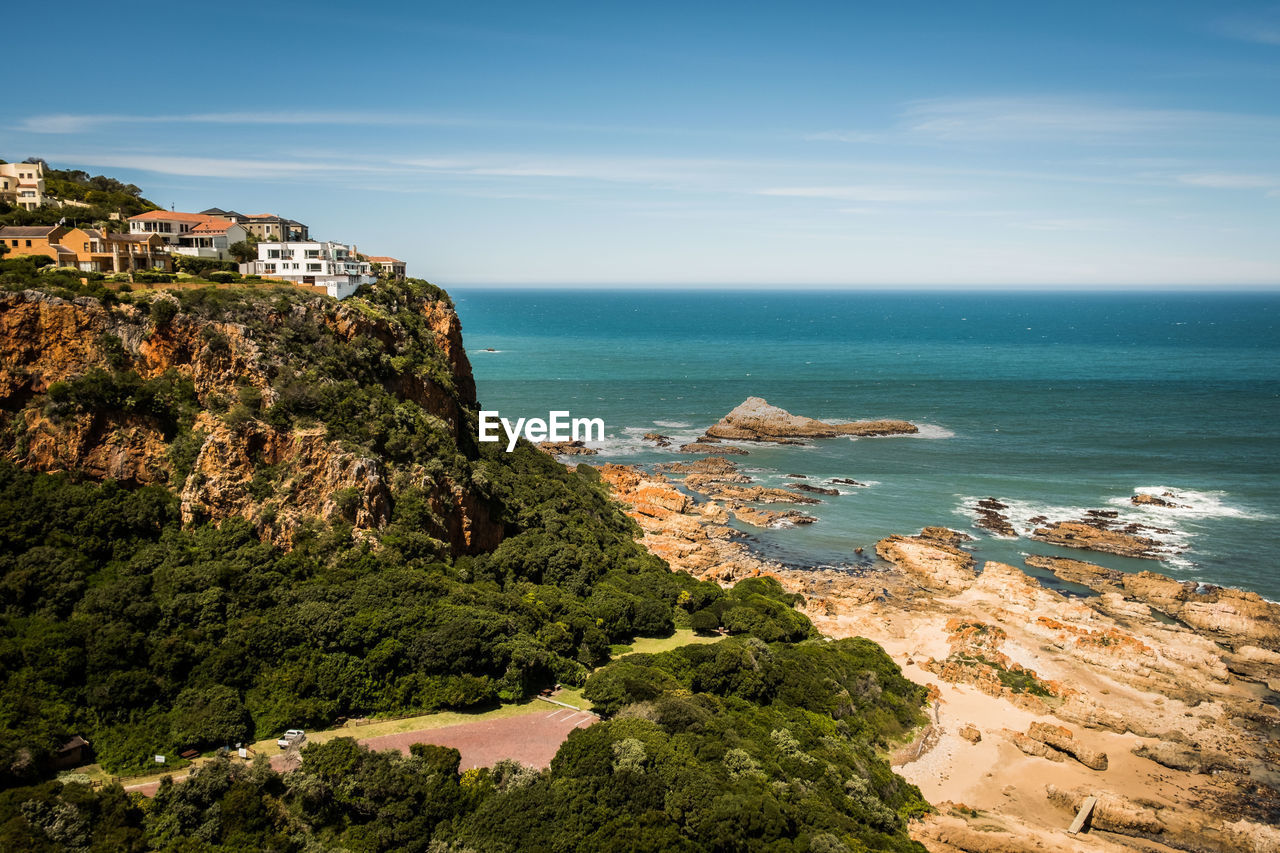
[[150, 298, 178, 326], [207, 271, 240, 284]]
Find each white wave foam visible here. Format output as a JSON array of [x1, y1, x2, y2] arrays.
[[955, 491, 1224, 570], [1106, 487, 1268, 521], [911, 423, 955, 439], [652, 420, 691, 428]]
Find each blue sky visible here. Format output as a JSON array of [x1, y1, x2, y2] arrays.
[[4, 1, 1279, 286]]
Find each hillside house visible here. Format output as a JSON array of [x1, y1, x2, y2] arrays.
[[0, 224, 173, 272], [201, 209, 309, 241], [251, 240, 375, 299], [127, 211, 248, 260], [0, 162, 46, 209], [367, 256, 407, 280]]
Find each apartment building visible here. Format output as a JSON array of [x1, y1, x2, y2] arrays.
[[201, 208, 309, 241], [250, 240, 375, 299]]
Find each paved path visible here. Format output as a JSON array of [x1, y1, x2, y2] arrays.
[[124, 705, 597, 796]]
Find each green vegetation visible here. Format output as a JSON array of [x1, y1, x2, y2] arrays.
[[0, 257, 932, 850], [0, 636, 928, 852]]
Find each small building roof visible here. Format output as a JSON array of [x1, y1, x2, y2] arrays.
[[189, 219, 234, 234], [0, 225, 62, 237], [367, 256, 404, 264], [129, 210, 217, 223]]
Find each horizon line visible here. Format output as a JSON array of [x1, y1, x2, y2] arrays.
[[443, 282, 1280, 291]]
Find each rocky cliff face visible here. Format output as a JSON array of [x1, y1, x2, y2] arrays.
[[0, 285, 501, 553]]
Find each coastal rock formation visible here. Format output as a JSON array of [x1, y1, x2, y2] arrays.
[[1026, 555, 1280, 653], [536, 440, 598, 456], [727, 504, 818, 527], [792, 483, 839, 496], [641, 432, 671, 447], [702, 396, 917, 443], [679, 441, 748, 455], [595, 463, 779, 582], [1026, 722, 1108, 770], [1132, 492, 1187, 508], [919, 527, 974, 547], [1030, 520, 1166, 559], [875, 534, 977, 592], [656, 456, 740, 476], [972, 498, 1018, 537]]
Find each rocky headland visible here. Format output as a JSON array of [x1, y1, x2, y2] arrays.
[[0, 286, 501, 553], [597, 460, 1280, 853]]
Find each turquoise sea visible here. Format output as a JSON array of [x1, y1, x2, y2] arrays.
[[452, 289, 1280, 601]]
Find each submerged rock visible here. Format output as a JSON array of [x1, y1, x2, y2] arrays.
[[792, 483, 839, 496]]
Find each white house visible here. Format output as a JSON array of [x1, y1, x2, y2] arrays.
[[127, 211, 248, 261], [250, 240, 376, 300]]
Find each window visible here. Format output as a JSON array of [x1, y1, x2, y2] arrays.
[[307, 263, 321, 272], [9, 240, 16, 247], [25, 240, 32, 247], [264, 263, 276, 273], [84, 243, 89, 251], [305, 250, 319, 259], [268, 249, 281, 259]]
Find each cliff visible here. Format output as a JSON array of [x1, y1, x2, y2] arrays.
[[0, 280, 501, 553]]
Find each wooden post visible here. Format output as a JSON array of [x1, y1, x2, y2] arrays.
[[1067, 796, 1097, 835]]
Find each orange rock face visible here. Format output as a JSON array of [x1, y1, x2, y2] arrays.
[[0, 288, 500, 554]]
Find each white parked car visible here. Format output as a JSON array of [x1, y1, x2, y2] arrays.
[[276, 729, 306, 749]]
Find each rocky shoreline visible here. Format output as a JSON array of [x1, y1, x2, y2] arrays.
[[594, 460, 1280, 853]]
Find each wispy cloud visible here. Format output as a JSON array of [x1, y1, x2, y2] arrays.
[[1176, 172, 1279, 189], [18, 112, 476, 134], [891, 97, 1280, 146], [1215, 6, 1280, 46], [802, 130, 887, 144], [40, 153, 399, 179], [757, 186, 962, 203]]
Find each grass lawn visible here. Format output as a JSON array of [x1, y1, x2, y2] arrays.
[[616, 627, 722, 657]]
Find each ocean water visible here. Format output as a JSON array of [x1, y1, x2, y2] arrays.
[[452, 289, 1280, 601]]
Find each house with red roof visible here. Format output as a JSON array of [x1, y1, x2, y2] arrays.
[[367, 256, 406, 280], [127, 210, 248, 261]]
